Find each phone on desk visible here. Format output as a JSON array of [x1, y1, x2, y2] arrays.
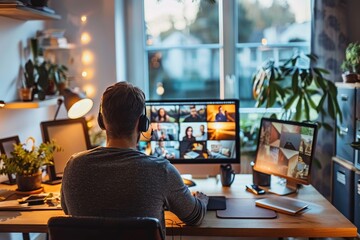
[[246, 184, 265, 195]]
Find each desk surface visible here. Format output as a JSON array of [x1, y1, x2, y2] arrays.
[[0, 174, 357, 238]]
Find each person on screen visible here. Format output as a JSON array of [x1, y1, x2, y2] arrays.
[[182, 126, 196, 142], [215, 106, 227, 122], [61, 82, 208, 238], [153, 140, 175, 159], [151, 123, 169, 141], [155, 107, 170, 122], [195, 124, 207, 141], [184, 105, 203, 122]]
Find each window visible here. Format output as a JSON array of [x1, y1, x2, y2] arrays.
[[143, 0, 311, 105]]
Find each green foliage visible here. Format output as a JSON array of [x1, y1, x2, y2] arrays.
[[23, 38, 69, 100], [252, 53, 342, 128], [0, 137, 61, 176], [341, 42, 360, 73]]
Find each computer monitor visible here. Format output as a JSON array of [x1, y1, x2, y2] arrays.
[[0, 135, 20, 185], [253, 118, 318, 195], [138, 99, 240, 177], [40, 118, 92, 184]]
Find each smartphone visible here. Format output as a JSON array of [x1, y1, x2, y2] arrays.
[[24, 195, 46, 205], [246, 184, 265, 195]]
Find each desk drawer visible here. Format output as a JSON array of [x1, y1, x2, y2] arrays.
[[332, 160, 354, 221], [354, 171, 360, 233]]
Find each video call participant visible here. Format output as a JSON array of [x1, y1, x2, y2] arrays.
[[61, 82, 208, 238], [155, 107, 170, 122], [182, 126, 196, 141], [183, 105, 203, 122], [215, 106, 227, 122], [153, 140, 175, 159]]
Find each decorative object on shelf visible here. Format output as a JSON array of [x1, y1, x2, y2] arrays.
[[252, 53, 342, 130], [0, 100, 5, 108], [23, 38, 69, 100], [53, 88, 93, 120], [341, 42, 360, 83], [18, 87, 33, 102], [0, 137, 61, 192]]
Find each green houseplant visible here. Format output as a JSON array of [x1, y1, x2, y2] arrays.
[[252, 53, 342, 130], [341, 42, 360, 83], [23, 38, 69, 100], [0, 137, 61, 191]]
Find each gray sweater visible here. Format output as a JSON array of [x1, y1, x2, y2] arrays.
[[61, 147, 207, 237]]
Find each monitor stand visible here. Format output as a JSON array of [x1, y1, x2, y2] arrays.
[[42, 166, 62, 185], [268, 178, 299, 196]]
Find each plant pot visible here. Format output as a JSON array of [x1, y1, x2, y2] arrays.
[[18, 88, 33, 102], [16, 171, 42, 192], [342, 73, 358, 83]]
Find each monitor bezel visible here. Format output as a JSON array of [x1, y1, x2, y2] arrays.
[[144, 99, 240, 164], [253, 117, 318, 185]]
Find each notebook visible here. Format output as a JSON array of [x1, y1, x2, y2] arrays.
[[255, 197, 308, 215]]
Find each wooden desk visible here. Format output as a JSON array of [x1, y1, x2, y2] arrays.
[[0, 175, 357, 238]]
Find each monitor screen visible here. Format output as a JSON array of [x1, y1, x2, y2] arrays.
[[253, 118, 318, 185], [41, 118, 92, 184], [138, 99, 240, 165]]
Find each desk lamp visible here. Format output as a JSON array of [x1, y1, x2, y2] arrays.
[[0, 100, 5, 108], [54, 88, 93, 120]]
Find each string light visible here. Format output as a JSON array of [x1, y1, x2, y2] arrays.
[[81, 15, 87, 23]]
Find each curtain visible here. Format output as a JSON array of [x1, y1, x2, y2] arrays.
[[311, 0, 349, 200]]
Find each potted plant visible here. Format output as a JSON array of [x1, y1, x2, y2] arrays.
[[0, 137, 61, 192], [341, 42, 360, 83], [23, 38, 69, 100], [252, 53, 342, 130]]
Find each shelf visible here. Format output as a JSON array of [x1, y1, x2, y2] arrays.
[[0, 4, 61, 21], [3, 96, 60, 109], [42, 44, 76, 50]]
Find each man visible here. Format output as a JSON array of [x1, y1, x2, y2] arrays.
[[183, 105, 203, 122], [61, 82, 208, 238], [153, 140, 175, 159], [215, 106, 227, 122]]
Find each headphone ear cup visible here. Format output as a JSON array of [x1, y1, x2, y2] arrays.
[[98, 112, 106, 130], [138, 114, 150, 132]]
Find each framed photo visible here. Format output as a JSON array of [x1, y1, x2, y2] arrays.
[[0, 135, 20, 185]]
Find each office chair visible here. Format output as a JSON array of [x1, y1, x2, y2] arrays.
[[47, 216, 164, 240]]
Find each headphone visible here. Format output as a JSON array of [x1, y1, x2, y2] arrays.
[[97, 106, 150, 132]]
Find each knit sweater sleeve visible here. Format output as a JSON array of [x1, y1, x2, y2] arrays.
[[163, 163, 207, 226]]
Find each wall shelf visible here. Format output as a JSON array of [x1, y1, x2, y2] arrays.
[[3, 97, 60, 109], [0, 5, 61, 21]]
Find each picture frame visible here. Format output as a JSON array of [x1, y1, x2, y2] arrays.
[[0, 135, 20, 185]]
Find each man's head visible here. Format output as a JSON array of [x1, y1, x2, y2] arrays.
[[190, 105, 197, 117], [99, 82, 146, 138]]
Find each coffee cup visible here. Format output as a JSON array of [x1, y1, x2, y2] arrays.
[[220, 164, 235, 187]]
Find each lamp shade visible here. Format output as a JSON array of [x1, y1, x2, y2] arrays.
[[62, 88, 93, 119]]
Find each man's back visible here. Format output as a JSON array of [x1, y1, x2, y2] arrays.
[[61, 147, 206, 237]]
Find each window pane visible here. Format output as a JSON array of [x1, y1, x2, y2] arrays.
[[148, 49, 220, 100], [236, 0, 311, 107], [237, 0, 311, 44], [144, 0, 219, 46]]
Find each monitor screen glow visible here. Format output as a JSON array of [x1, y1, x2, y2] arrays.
[[253, 118, 318, 185], [138, 99, 240, 164]]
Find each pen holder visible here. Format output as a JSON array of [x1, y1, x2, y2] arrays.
[[220, 164, 235, 187]]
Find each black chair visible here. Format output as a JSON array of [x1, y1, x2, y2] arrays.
[[47, 216, 164, 240]]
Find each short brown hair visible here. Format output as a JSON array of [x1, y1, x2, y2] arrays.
[[101, 82, 145, 138]]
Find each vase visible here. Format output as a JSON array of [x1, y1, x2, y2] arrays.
[[16, 171, 42, 192], [18, 88, 33, 102]]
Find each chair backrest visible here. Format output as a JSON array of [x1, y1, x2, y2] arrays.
[[47, 216, 164, 240]]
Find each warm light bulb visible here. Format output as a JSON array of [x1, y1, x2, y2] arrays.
[[261, 38, 268, 46], [82, 71, 88, 78], [83, 84, 96, 98], [81, 50, 94, 65], [81, 15, 87, 23], [81, 32, 91, 45], [156, 83, 164, 96]]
